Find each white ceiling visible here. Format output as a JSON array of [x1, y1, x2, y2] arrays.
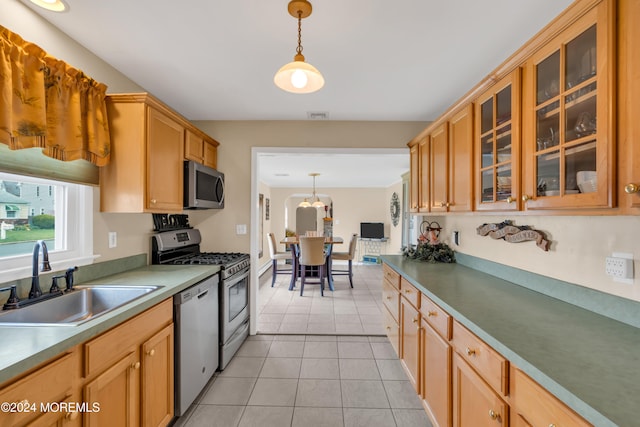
[[18, 0, 574, 187]]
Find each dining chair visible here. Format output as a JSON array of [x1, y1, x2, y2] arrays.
[[267, 232, 291, 287], [330, 233, 357, 287], [298, 236, 327, 296]]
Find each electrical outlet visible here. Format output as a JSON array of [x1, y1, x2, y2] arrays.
[[605, 253, 634, 284], [108, 232, 117, 248], [236, 224, 247, 235]]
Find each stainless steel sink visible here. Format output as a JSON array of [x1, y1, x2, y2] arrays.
[[0, 285, 160, 326]]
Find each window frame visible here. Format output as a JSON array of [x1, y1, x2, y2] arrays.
[[0, 172, 96, 284]]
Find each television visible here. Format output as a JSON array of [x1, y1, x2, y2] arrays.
[[360, 222, 384, 239]]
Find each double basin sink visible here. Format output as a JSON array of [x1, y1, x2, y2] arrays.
[[0, 285, 160, 326]]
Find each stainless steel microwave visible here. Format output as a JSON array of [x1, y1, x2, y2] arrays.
[[184, 161, 225, 209]]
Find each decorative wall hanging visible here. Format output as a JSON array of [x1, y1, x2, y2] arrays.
[[390, 192, 400, 227], [476, 220, 551, 251], [402, 220, 455, 263]]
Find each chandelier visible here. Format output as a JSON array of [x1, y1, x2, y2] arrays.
[[299, 173, 324, 208]]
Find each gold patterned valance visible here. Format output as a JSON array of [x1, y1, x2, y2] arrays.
[[0, 25, 110, 167]]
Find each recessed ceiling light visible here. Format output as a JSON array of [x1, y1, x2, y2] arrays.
[[28, 0, 69, 12]]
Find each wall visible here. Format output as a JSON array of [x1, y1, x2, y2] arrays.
[[424, 214, 640, 302]]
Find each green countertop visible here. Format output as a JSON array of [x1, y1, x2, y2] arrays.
[[0, 264, 220, 386], [381, 255, 639, 427]]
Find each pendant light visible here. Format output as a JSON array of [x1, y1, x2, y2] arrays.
[[29, 0, 69, 12], [299, 173, 324, 208], [274, 0, 324, 94]]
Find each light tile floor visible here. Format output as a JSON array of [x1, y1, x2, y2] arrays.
[[257, 262, 387, 335], [174, 334, 433, 427]]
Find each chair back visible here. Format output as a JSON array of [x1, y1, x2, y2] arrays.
[[298, 236, 326, 266], [347, 233, 358, 258], [267, 233, 278, 258]]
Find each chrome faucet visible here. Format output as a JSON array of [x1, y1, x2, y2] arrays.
[[29, 240, 52, 299]]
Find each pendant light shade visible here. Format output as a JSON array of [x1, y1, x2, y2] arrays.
[[274, 0, 324, 94], [298, 173, 324, 208]]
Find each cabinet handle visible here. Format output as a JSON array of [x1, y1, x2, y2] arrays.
[[131, 361, 141, 370], [147, 349, 156, 357], [404, 289, 412, 294], [625, 183, 640, 194], [386, 326, 391, 330], [506, 196, 515, 203], [437, 201, 446, 207], [150, 199, 157, 204], [549, 424, 557, 427], [427, 310, 437, 317], [522, 194, 532, 202], [466, 347, 476, 356], [386, 296, 392, 300], [489, 409, 500, 421], [412, 317, 419, 323], [66, 411, 79, 421]]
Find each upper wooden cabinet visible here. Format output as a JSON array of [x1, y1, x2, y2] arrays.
[[617, 0, 640, 213], [409, 137, 430, 213], [185, 129, 219, 170], [521, 1, 615, 211], [430, 105, 474, 213], [475, 70, 522, 211], [102, 94, 185, 213]]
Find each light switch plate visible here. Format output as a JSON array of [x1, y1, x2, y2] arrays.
[[108, 232, 117, 248]]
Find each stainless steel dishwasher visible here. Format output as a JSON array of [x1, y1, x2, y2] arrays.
[[173, 274, 219, 416]]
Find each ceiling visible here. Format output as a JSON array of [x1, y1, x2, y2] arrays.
[[18, 0, 574, 187]]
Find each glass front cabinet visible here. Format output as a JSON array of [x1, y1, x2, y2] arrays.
[[522, 1, 614, 210], [475, 70, 521, 211]]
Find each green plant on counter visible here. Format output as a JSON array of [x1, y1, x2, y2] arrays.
[[402, 242, 456, 263]]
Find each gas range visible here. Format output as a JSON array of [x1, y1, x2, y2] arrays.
[[151, 228, 249, 280]]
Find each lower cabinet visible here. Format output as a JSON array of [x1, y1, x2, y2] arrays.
[[382, 262, 592, 427], [452, 353, 508, 427], [0, 298, 174, 427], [421, 318, 452, 427]]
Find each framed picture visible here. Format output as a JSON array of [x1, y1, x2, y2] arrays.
[[265, 198, 270, 220]]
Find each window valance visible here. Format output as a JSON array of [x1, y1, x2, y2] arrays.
[[0, 25, 110, 167]]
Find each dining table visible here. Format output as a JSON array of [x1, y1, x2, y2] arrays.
[[280, 236, 344, 292]]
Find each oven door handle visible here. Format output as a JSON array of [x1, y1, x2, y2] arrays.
[[224, 269, 249, 288]]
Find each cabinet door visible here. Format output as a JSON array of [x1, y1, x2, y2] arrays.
[[430, 123, 449, 212], [409, 143, 420, 212], [453, 354, 507, 427], [383, 306, 400, 357], [141, 324, 174, 427], [146, 107, 185, 212], [476, 70, 521, 211], [84, 352, 139, 427], [522, 2, 614, 210], [184, 129, 204, 163], [203, 140, 218, 170], [418, 137, 430, 212], [618, 0, 640, 211], [448, 104, 474, 212], [421, 318, 452, 427], [400, 297, 420, 392]]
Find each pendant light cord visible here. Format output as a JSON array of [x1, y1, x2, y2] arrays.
[[296, 11, 304, 56]]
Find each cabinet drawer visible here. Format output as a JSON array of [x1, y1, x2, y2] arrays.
[[0, 351, 76, 427], [382, 279, 400, 322], [400, 278, 420, 309], [84, 298, 172, 378], [452, 320, 508, 396], [420, 293, 451, 340], [383, 306, 400, 358], [382, 263, 400, 290], [512, 368, 591, 427]]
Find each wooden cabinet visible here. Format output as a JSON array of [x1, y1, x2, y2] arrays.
[[617, 0, 640, 212], [420, 302, 452, 427], [409, 137, 429, 213], [400, 283, 420, 392], [83, 299, 173, 427], [185, 129, 219, 170], [453, 353, 508, 427], [430, 104, 474, 213], [521, 0, 614, 210], [511, 368, 591, 427], [475, 70, 522, 211], [382, 263, 401, 357], [0, 351, 80, 427], [102, 94, 185, 213]]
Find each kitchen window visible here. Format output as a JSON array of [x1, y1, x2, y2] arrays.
[[0, 172, 94, 283]]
